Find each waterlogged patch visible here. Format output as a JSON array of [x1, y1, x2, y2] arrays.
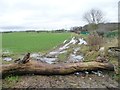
[[69, 54, 84, 62], [31, 53, 41, 58], [59, 43, 69, 50], [59, 37, 77, 50], [45, 37, 86, 63], [59, 50, 67, 54], [69, 47, 84, 62], [69, 37, 77, 44], [74, 70, 104, 77], [49, 51, 59, 55], [78, 38, 87, 45], [63, 40, 67, 44], [39, 57, 57, 64], [31, 37, 87, 64], [91, 71, 104, 77], [3, 57, 12, 61], [73, 47, 80, 54]]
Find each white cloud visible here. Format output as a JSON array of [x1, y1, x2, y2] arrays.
[[0, 0, 119, 31]]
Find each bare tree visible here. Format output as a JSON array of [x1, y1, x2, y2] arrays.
[[83, 9, 104, 24]]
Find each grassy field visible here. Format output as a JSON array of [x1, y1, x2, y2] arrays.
[[2, 32, 72, 53], [2, 31, 119, 86]]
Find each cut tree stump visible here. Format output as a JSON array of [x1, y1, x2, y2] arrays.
[[0, 53, 115, 78]]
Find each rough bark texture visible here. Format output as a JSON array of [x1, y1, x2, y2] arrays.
[[1, 60, 114, 78]]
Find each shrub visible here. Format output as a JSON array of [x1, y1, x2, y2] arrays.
[[88, 32, 103, 51], [96, 30, 106, 37]]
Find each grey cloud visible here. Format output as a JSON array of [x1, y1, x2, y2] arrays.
[[0, 0, 118, 31]]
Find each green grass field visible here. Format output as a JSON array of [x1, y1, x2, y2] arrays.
[[2, 32, 72, 53]]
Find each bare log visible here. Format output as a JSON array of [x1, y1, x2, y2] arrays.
[[1, 60, 114, 78]]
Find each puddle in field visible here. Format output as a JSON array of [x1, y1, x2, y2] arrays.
[[59, 50, 67, 54], [49, 51, 59, 55], [63, 40, 67, 44], [59, 44, 69, 50], [73, 47, 80, 54], [38, 57, 57, 64], [47, 51, 59, 58], [31, 37, 87, 64], [30, 53, 42, 60], [31, 53, 40, 57], [59, 37, 77, 50], [31, 53, 41, 58], [59, 37, 87, 51], [74, 70, 104, 77], [78, 38, 87, 45], [31, 53, 57, 64], [69, 47, 84, 62], [69, 54, 84, 62], [3, 57, 12, 61]]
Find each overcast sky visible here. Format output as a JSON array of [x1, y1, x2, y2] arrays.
[[0, 0, 119, 31]]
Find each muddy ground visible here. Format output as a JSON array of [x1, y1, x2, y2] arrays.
[[2, 36, 119, 89], [2, 73, 118, 88]]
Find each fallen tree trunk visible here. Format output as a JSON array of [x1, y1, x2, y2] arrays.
[[1, 60, 114, 78]]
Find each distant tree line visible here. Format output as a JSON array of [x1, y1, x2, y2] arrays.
[[2, 29, 68, 33], [69, 22, 118, 36]]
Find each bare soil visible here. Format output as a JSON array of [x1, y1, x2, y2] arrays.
[[2, 73, 118, 88]]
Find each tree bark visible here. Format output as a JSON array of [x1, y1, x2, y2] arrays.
[[1, 60, 114, 78]]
